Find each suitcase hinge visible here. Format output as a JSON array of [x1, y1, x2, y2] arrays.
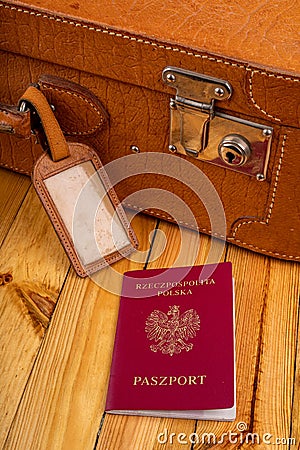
[[162, 67, 273, 181]]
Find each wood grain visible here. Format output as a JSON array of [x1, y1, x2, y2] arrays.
[[4, 214, 158, 450], [0, 169, 299, 450], [291, 305, 300, 448], [0, 167, 30, 246], [0, 185, 69, 448], [193, 246, 270, 449], [252, 260, 300, 449], [146, 221, 226, 269], [96, 220, 226, 450], [193, 251, 300, 449]]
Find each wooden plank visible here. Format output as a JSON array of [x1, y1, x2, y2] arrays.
[[0, 167, 30, 246], [192, 251, 300, 449], [192, 247, 270, 449], [100, 236, 300, 450], [97, 414, 197, 450], [252, 259, 300, 449], [2, 186, 299, 450], [291, 305, 300, 448], [4, 214, 158, 450], [146, 222, 226, 269], [0, 185, 70, 449], [96, 221, 227, 450]]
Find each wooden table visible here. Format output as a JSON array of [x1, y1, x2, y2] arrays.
[[0, 167, 299, 450]]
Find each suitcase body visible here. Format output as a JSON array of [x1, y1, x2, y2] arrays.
[[0, 0, 300, 261]]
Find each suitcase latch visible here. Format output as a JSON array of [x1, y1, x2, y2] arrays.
[[162, 67, 273, 181]]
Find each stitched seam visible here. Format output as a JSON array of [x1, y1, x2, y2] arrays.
[[124, 202, 226, 238], [34, 179, 85, 275], [1, 3, 300, 83], [92, 155, 138, 246], [39, 84, 104, 135], [0, 162, 30, 174], [227, 238, 300, 259], [35, 176, 130, 275], [232, 134, 287, 236], [1, 3, 299, 259], [249, 71, 282, 122], [124, 202, 300, 259]]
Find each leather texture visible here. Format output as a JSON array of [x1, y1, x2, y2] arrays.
[[20, 85, 70, 161], [1, 0, 299, 74], [0, 103, 31, 138], [0, 1, 299, 261], [33, 142, 139, 277]]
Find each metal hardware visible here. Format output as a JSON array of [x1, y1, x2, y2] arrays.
[[168, 144, 177, 153], [162, 66, 232, 154], [18, 101, 29, 113], [262, 128, 272, 137], [0, 124, 14, 134], [214, 87, 225, 98], [166, 73, 176, 83], [19, 100, 55, 113], [218, 134, 251, 166], [130, 145, 140, 153], [256, 173, 266, 182], [162, 66, 273, 180]]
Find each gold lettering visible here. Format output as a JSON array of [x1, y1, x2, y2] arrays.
[[197, 375, 207, 384], [159, 376, 168, 385], [136, 278, 215, 290], [133, 375, 207, 386], [141, 377, 149, 385], [188, 375, 197, 385], [169, 376, 177, 385], [157, 289, 193, 296], [133, 376, 142, 385], [177, 376, 187, 385], [151, 376, 158, 385]]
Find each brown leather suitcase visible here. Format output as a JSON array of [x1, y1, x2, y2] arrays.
[[0, 0, 299, 261]]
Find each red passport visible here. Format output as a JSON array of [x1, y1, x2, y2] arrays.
[[105, 262, 235, 420]]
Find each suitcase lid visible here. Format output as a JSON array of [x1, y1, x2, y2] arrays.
[[3, 0, 299, 74], [1, 0, 299, 127]]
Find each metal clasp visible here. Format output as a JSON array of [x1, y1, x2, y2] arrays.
[[162, 66, 273, 181], [162, 67, 232, 156]]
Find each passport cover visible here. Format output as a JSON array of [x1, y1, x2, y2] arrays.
[[105, 262, 235, 420]]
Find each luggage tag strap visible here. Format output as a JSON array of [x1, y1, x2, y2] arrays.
[[1, 75, 108, 142], [27, 87, 138, 277], [19, 85, 70, 162]]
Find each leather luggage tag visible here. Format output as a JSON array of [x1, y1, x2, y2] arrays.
[[21, 85, 138, 277]]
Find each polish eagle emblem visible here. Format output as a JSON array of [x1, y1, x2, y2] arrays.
[[145, 305, 200, 356]]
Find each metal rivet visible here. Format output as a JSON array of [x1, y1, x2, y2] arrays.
[[256, 173, 266, 181], [262, 129, 272, 138], [214, 87, 225, 97], [166, 73, 176, 83], [130, 145, 140, 153], [168, 144, 177, 153], [50, 104, 56, 112], [18, 101, 28, 113], [170, 99, 177, 109]]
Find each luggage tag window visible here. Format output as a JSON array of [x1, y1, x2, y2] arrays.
[[20, 84, 138, 277], [33, 142, 138, 277]]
